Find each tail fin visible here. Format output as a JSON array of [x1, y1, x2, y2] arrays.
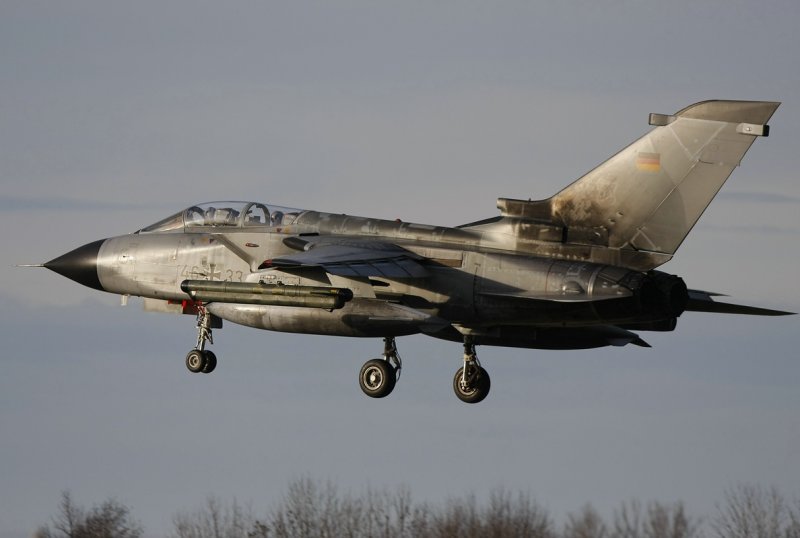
[[498, 100, 779, 269]]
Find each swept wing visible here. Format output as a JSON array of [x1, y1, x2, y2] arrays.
[[260, 237, 429, 278]]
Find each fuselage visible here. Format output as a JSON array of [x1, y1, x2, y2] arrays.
[[47, 201, 686, 349]]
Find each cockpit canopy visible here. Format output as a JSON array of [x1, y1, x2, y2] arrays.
[[138, 201, 306, 233]]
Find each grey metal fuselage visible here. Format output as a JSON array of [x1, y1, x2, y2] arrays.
[[88, 206, 679, 350]]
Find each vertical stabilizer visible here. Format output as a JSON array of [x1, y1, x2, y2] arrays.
[[498, 100, 779, 269]]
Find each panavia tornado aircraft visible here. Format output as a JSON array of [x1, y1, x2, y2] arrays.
[[37, 100, 793, 403]]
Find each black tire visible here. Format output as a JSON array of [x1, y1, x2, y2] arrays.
[[453, 364, 491, 404], [202, 350, 217, 374], [185, 349, 206, 373], [359, 359, 396, 398]]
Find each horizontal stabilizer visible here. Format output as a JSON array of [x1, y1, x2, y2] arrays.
[[686, 290, 794, 316], [627, 335, 652, 348], [438, 324, 651, 349], [479, 289, 631, 303], [585, 325, 650, 347]]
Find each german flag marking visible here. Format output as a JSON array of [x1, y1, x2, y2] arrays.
[[636, 152, 661, 173]]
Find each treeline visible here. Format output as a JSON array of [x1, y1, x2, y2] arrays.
[[36, 480, 800, 538]]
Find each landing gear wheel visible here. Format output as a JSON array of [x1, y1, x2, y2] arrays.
[[359, 359, 396, 398], [185, 349, 206, 373], [186, 305, 220, 374], [453, 364, 491, 404], [201, 350, 217, 374]]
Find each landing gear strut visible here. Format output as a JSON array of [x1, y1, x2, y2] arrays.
[[453, 337, 490, 404], [185, 305, 218, 374], [359, 337, 402, 398]]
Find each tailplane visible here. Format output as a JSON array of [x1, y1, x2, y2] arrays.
[[497, 100, 779, 269]]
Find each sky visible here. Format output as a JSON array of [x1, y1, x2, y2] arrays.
[[1, 1, 799, 536]]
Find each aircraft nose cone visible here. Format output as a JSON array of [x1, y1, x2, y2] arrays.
[[44, 239, 106, 291]]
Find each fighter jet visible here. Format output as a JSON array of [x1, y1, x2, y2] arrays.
[[38, 100, 792, 403]]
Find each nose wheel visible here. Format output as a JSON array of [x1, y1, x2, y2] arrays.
[[359, 337, 402, 398], [185, 349, 217, 374], [185, 305, 221, 374], [453, 337, 490, 403]]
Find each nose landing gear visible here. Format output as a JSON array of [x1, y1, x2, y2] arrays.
[[185, 348, 216, 374], [185, 305, 220, 374]]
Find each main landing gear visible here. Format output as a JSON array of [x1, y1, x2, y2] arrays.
[[185, 305, 219, 374], [359, 337, 402, 398], [453, 337, 490, 404], [358, 336, 491, 403]]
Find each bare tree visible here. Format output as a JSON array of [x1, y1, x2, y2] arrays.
[[787, 497, 800, 538], [564, 504, 609, 538], [430, 493, 481, 538], [484, 488, 554, 538], [426, 488, 554, 538], [268, 477, 345, 538], [166, 479, 765, 538], [641, 501, 694, 538], [37, 490, 143, 538], [613, 500, 644, 538], [265, 479, 426, 538], [172, 497, 258, 538], [612, 500, 698, 538], [712, 484, 800, 538], [36, 491, 82, 538], [240, 479, 556, 538]]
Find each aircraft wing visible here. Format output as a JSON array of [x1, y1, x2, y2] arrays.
[[260, 237, 429, 278], [685, 289, 794, 316]]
